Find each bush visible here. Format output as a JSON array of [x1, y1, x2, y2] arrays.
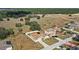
[[16, 23, 22, 27], [42, 14, 45, 18], [20, 18, 23, 21], [7, 18, 10, 21], [25, 22, 30, 25], [18, 28, 23, 32], [25, 18, 30, 22], [37, 16, 40, 19], [69, 14, 72, 16]]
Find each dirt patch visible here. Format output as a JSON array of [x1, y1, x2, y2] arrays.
[[11, 33, 44, 50]]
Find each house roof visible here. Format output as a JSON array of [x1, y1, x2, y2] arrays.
[[64, 42, 76, 47], [0, 39, 12, 50]]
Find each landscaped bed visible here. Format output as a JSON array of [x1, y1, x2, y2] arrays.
[[42, 37, 58, 45], [58, 35, 67, 39]]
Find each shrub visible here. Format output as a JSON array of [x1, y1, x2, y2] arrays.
[[16, 23, 22, 27], [20, 18, 23, 21], [7, 18, 10, 21], [18, 28, 23, 32], [25, 18, 30, 25], [69, 14, 72, 16], [37, 16, 40, 19]]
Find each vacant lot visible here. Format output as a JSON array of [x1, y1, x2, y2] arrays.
[[37, 14, 79, 30], [11, 33, 44, 50], [37, 14, 70, 29]]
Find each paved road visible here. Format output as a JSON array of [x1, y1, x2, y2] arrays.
[[41, 37, 72, 50]]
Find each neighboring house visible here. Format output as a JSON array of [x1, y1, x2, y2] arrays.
[[64, 42, 76, 47], [44, 27, 60, 37], [65, 21, 79, 30], [0, 39, 12, 50], [44, 28, 56, 37]]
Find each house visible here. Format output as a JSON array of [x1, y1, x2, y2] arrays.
[[65, 21, 79, 30], [44, 27, 60, 37], [0, 39, 12, 50], [44, 28, 56, 37], [64, 42, 76, 47]]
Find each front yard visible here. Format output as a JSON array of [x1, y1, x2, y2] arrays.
[[42, 37, 59, 45]]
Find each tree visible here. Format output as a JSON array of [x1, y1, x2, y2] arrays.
[[7, 29, 14, 35], [6, 11, 32, 18], [0, 28, 14, 40], [0, 16, 3, 21], [25, 18, 30, 25], [29, 21, 41, 31]]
